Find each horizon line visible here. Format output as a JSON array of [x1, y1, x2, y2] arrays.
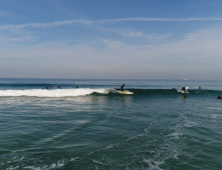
[[0, 78, 221, 81]]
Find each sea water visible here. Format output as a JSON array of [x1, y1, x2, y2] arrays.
[[0, 79, 222, 170]]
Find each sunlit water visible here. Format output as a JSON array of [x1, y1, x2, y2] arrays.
[[0, 79, 222, 170]]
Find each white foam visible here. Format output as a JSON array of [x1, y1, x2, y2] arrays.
[[168, 132, 183, 139], [50, 162, 64, 168], [6, 166, 19, 170], [24, 166, 40, 170], [77, 120, 90, 124], [208, 107, 222, 110], [0, 88, 110, 97], [51, 164, 56, 168], [143, 158, 164, 170], [70, 157, 79, 162], [93, 159, 104, 165], [126, 127, 150, 142], [184, 121, 198, 128], [88, 142, 121, 155]]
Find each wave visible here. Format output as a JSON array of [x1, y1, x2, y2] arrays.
[[0, 88, 109, 97], [0, 83, 55, 87], [0, 88, 221, 97], [125, 89, 222, 96]]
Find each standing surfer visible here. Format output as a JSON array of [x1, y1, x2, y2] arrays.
[[121, 84, 125, 91]]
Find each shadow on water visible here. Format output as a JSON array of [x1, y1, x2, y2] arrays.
[[182, 94, 187, 99], [120, 95, 132, 104]]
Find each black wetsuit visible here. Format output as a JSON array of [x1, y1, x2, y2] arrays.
[[181, 87, 186, 91], [121, 84, 125, 91], [58, 86, 61, 89], [217, 96, 222, 99]]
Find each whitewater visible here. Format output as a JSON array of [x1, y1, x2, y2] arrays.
[[0, 88, 110, 97]]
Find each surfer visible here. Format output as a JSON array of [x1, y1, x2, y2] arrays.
[[58, 86, 61, 89], [45, 87, 49, 89], [121, 84, 125, 91], [217, 96, 222, 99], [76, 86, 78, 88], [199, 86, 201, 89], [181, 87, 186, 91]]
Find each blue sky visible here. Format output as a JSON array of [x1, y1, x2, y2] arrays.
[[1, 0, 222, 79]]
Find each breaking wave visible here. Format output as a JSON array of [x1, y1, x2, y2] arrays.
[[0, 88, 221, 97], [0, 88, 110, 97]]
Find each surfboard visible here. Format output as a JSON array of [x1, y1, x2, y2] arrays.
[[178, 90, 188, 94], [194, 86, 201, 89], [116, 90, 133, 94], [177, 87, 188, 93]]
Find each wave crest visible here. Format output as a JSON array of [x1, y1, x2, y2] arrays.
[[0, 88, 109, 97]]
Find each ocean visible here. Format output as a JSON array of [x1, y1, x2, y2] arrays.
[[0, 78, 222, 170]]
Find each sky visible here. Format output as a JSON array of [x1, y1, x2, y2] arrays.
[[1, 0, 222, 79]]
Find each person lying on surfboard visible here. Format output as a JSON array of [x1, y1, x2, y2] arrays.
[[121, 84, 125, 91]]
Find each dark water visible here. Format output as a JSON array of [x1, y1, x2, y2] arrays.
[[0, 79, 222, 170]]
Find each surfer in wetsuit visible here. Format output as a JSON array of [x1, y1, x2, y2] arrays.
[[45, 87, 49, 89], [217, 96, 222, 99], [181, 87, 186, 91], [199, 86, 201, 89], [121, 84, 125, 91], [58, 86, 61, 89]]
